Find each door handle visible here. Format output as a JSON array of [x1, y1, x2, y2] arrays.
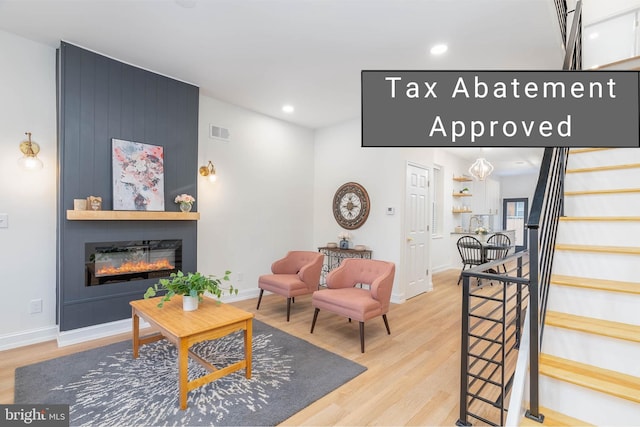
[[407, 236, 414, 242]]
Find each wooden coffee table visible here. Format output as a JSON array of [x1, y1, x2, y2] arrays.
[[130, 296, 254, 409]]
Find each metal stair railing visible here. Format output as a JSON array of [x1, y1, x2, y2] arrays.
[[563, 0, 583, 71], [553, 0, 567, 45], [456, 255, 531, 426], [524, 147, 570, 423], [456, 147, 569, 426], [554, 0, 582, 71]]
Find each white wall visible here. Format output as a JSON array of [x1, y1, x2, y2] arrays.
[[0, 30, 58, 348], [582, 0, 640, 24], [499, 172, 539, 216], [313, 119, 474, 301], [197, 96, 315, 299], [432, 149, 477, 272]]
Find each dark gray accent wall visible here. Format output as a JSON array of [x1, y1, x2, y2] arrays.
[[57, 42, 199, 331]]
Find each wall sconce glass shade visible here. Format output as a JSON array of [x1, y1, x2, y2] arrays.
[[199, 160, 216, 182], [18, 132, 44, 170], [468, 157, 494, 181]]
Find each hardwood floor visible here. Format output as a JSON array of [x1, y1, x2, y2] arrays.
[[0, 269, 465, 426]]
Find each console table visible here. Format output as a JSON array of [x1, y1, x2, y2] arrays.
[[318, 247, 372, 286]]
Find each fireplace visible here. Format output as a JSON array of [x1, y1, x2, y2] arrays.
[[85, 240, 182, 286]]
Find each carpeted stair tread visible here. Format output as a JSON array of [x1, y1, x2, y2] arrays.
[[555, 243, 640, 255], [551, 274, 640, 295], [520, 406, 594, 427], [540, 354, 640, 404], [546, 311, 640, 343]]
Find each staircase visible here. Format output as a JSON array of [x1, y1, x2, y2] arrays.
[[526, 148, 640, 425]]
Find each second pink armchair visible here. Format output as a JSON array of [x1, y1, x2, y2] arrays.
[[310, 258, 395, 353]]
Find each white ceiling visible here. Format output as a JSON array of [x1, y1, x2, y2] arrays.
[[0, 0, 562, 175], [0, 0, 563, 130], [442, 147, 545, 177]]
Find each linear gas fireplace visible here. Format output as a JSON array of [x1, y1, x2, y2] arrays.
[[85, 240, 182, 286]]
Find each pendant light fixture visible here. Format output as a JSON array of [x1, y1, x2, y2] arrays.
[[468, 157, 493, 181]]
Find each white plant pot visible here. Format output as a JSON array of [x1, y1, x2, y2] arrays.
[[182, 295, 199, 311]]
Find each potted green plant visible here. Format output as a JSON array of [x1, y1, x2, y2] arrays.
[[144, 270, 237, 311]]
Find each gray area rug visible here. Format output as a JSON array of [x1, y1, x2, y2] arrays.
[[15, 320, 366, 426]]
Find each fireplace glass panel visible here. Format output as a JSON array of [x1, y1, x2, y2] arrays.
[[85, 240, 182, 286]]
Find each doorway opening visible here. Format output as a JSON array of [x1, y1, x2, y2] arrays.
[[502, 198, 528, 252]]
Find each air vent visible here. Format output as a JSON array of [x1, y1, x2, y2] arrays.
[[209, 124, 230, 141]]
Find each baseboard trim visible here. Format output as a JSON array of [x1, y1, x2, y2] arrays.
[[3, 290, 261, 350], [219, 287, 260, 303], [57, 318, 151, 347], [57, 290, 259, 347], [0, 326, 59, 351], [432, 264, 453, 274]]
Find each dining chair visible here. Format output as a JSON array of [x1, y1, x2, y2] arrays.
[[486, 233, 511, 273], [456, 235, 484, 286]]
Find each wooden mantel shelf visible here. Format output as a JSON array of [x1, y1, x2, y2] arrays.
[[66, 210, 200, 221]]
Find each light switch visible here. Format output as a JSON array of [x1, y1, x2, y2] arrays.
[[0, 213, 7, 228]]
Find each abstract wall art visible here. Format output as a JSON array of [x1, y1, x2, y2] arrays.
[[112, 139, 165, 211]]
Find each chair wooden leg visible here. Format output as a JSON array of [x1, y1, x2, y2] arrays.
[[286, 297, 292, 322], [310, 308, 320, 333], [256, 289, 264, 309], [359, 322, 365, 353], [382, 314, 391, 335]]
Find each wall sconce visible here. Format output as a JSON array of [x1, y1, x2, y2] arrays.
[[199, 160, 217, 182], [18, 132, 44, 170]]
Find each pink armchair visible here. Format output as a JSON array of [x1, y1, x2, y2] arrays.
[[310, 258, 395, 353], [257, 251, 324, 321]]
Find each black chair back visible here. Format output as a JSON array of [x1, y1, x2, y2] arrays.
[[456, 236, 483, 266], [485, 233, 511, 262]]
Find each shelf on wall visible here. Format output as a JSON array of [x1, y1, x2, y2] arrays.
[[452, 193, 473, 197], [453, 176, 473, 182], [452, 209, 473, 213], [66, 210, 200, 221]]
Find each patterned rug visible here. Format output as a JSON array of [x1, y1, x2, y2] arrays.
[[15, 320, 366, 426]]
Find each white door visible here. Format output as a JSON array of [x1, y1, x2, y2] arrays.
[[404, 163, 430, 299]]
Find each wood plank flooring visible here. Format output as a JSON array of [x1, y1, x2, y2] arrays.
[[0, 269, 465, 426]]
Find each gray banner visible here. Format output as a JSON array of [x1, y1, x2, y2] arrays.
[[362, 71, 639, 147]]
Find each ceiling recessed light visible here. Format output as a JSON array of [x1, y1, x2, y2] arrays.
[[282, 105, 294, 113], [430, 44, 448, 55], [589, 32, 599, 40]]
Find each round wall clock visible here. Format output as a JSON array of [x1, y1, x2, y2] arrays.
[[332, 182, 370, 230]]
